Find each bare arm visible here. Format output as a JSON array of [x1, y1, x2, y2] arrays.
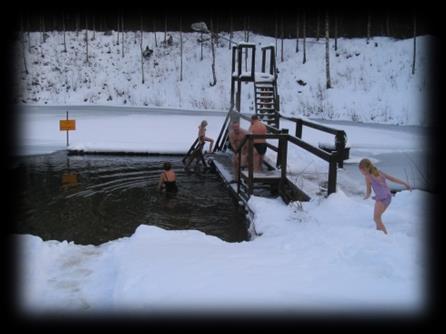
[[381, 171, 411, 190], [364, 176, 372, 199], [158, 173, 165, 191]]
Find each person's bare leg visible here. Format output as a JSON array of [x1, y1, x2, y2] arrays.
[[233, 156, 240, 181], [374, 200, 388, 235]]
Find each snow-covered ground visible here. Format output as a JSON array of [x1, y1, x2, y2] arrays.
[[14, 31, 434, 126], [11, 29, 435, 316], [14, 106, 431, 315]]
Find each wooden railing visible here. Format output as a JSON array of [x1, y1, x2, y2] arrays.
[[231, 122, 338, 196], [278, 114, 348, 168]]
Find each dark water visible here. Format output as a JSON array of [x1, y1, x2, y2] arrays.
[[13, 151, 249, 245]]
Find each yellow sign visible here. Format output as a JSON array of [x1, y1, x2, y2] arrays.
[[62, 172, 79, 189], [60, 120, 76, 131]]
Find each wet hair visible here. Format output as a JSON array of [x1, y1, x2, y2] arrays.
[[251, 114, 259, 121], [163, 162, 172, 171], [201, 120, 208, 127], [359, 158, 379, 177]]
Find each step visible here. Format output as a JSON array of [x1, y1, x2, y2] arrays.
[[240, 170, 281, 182]]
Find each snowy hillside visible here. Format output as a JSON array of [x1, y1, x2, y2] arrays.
[[14, 30, 434, 126]]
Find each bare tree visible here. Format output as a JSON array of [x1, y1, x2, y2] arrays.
[[316, 12, 320, 41], [117, 16, 120, 45], [180, 16, 183, 81], [121, 16, 125, 58], [92, 17, 96, 40], [40, 16, 46, 43], [229, 15, 233, 49], [367, 12, 371, 44], [325, 12, 332, 89], [209, 18, 217, 87], [153, 19, 157, 47], [281, 16, 284, 62], [246, 16, 250, 42], [164, 16, 167, 46], [20, 16, 28, 75], [295, 13, 299, 53], [27, 16, 31, 53], [412, 14, 417, 75], [275, 15, 278, 57], [85, 16, 89, 63], [303, 11, 307, 64], [334, 14, 338, 51], [200, 31, 204, 61], [140, 15, 144, 84], [62, 12, 67, 52]]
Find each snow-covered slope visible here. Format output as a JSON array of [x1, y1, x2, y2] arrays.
[[13, 31, 434, 125]]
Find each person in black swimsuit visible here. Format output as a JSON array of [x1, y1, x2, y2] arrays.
[[158, 162, 178, 193]]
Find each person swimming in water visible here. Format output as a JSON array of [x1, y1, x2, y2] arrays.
[[159, 162, 178, 193]]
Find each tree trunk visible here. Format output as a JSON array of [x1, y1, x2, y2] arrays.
[[76, 15, 79, 37], [275, 15, 278, 58], [21, 16, 29, 75], [27, 16, 31, 53], [153, 19, 157, 47], [180, 16, 183, 82], [92, 17, 95, 40], [140, 15, 144, 84], [164, 16, 167, 46], [367, 12, 371, 44], [316, 12, 320, 41], [281, 16, 284, 62], [41, 16, 46, 43], [246, 16, 250, 42], [325, 12, 331, 89], [229, 15, 233, 49], [200, 32, 203, 61], [334, 15, 338, 51], [295, 13, 299, 53], [209, 18, 217, 87], [412, 14, 416, 75], [386, 11, 390, 36], [62, 13, 67, 52], [121, 16, 125, 58], [117, 16, 120, 45], [85, 17, 89, 63], [303, 11, 307, 64]]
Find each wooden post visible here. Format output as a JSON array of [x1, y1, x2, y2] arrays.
[[237, 150, 241, 195], [327, 152, 337, 196], [280, 130, 288, 179], [335, 131, 346, 168], [66, 111, 69, 147], [236, 46, 242, 112], [248, 136, 254, 195], [295, 118, 303, 138]]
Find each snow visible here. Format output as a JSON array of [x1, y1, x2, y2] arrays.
[[11, 29, 434, 315], [13, 31, 435, 126]]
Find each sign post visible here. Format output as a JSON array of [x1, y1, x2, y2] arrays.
[[59, 111, 76, 147]]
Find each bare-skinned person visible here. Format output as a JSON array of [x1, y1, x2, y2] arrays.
[[198, 120, 214, 154], [248, 114, 267, 172], [228, 121, 248, 182], [158, 162, 178, 193]]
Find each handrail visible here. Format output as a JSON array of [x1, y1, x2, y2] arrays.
[[233, 132, 338, 196], [278, 113, 347, 168]]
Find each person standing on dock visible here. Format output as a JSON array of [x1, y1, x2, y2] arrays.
[[248, 115, 267, 172], [228, 121, 248, 182]]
